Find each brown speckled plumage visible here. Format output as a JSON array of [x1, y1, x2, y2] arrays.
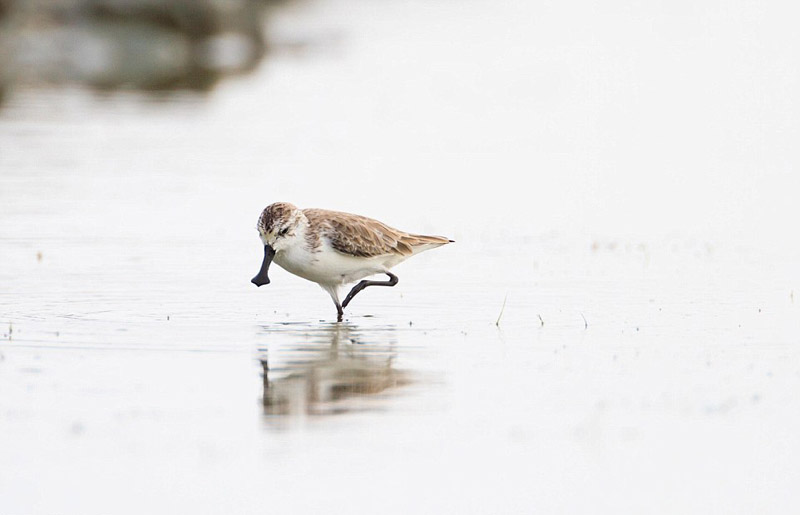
[[303, 208, 450, 258], [257, 202, 296, 233]]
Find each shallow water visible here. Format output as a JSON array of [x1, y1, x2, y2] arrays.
[[2, 0, 800, 513]]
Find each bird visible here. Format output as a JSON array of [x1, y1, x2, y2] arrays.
[[251, 202, 453, 321]]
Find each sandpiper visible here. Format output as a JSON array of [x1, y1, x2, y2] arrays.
[[251, 202, 453, 321]]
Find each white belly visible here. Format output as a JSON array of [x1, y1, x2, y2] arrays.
[[274, 245, 405, 286]]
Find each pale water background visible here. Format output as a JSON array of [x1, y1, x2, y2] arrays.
[[2, 1, 800, 513]]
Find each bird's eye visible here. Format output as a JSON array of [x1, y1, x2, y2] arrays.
[[278, 228, 289, 237]]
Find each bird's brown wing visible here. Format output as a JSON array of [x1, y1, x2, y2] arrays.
[[303, 209, 450, 258]]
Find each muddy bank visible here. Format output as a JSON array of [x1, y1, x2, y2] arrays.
[[0, 0, 290, 101]]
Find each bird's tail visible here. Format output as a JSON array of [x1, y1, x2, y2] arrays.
[[394, 234, 453, 256]]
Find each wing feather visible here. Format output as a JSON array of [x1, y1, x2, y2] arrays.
[[303, 208, 450, 258]]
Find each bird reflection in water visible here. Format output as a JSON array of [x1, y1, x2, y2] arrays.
[[258, 322, 413, 422]]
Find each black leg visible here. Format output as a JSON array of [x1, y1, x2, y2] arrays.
[[336, 302, 343, 323], [341, 272, 399, 309]]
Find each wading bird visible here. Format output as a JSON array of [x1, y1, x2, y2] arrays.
[[251, 202, 453, 321]]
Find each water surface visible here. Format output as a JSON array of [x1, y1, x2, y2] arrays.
[[2, 0, 800, 513]]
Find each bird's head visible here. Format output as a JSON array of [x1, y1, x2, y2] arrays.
[[251, 202, 303, 287]]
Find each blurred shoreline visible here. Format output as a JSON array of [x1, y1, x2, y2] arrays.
[[0, 0, 291, 105]]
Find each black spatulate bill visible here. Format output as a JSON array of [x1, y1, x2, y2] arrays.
[[251, 245, 276, 286]]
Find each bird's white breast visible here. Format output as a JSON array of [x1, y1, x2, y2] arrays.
[[274, 238, 402, 286]]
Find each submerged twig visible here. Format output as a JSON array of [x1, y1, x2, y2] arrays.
[[538, 314, 544, 327], [496, 294, 508, 327], [580, 312, 588, 329]]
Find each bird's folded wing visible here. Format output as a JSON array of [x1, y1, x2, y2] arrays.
[[304, 209, 449, 258]]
